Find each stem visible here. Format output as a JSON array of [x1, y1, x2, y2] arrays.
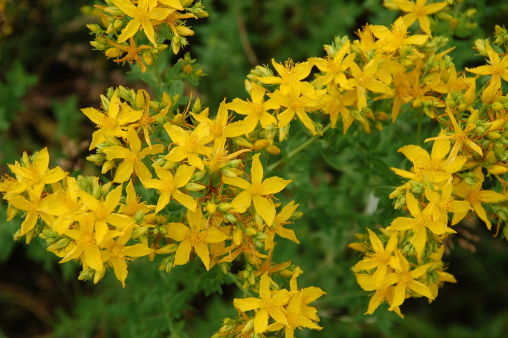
[[227, 272, 244, 290], [417, 109, 422, 145], [268, 123, 331, 171]]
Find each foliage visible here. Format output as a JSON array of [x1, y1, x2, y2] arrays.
[[2, 0, 508, 337]]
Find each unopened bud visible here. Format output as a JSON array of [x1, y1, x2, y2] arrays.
[[206, 202, 217, 214], [105, 47, 122, 58], [218, 203, 233, 212], [185, 182, 206, 191], [253, 139, 269, 150], [87, 24, 101, 33], [233, 228, 243, 246], [224, 213, 237, 223], [266, 144, 280, 155], [173, 113, 185, 125], [244, 227, 257, 237], [234, 137, 254, 148], [222, 168, 237, 178]]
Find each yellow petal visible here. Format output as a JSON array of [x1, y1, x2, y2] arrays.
[[114, 161, 133, 183], [260, 177, 291, 195], [231, 190, 252, 213], [167, 222, 190, 241], [194, 242, 211, 270], [174, 165, 195, 188], [204, 227, 228, 243], [111, 258, 127, 287], [117, 19, 141, 43], [172, 189, 197, 211], [254, 308, 269, 334], [251, 153, 264, 183], [174, 239, 192, 266], [253, 195, 276, 226], [234, 297, 263, 312], [222, 176, 251, 190]]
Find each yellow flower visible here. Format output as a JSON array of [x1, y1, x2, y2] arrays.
[[466, 40, 508, 93], [320, 84, 356, 132], [102, 223, 154, 287], [267, 81, 323, 135], [392, 0, 448, 36], [387, 191, 455, 260], [104, 36, 153, 73], [383, 250, 435, 309], [227, 84, 278, 134], [267, 269, 326, 337], [81, 90, 142, 150], [453, 168, 507, 230], [60, 213, 109, 273], [141, 164, 196, 213], [391, 137, 466, 184], [355, 273, 403, 317], [425, 108, 483, 162], [223, 153, 291, 226], [424, 180, 471, 225], [131, 89, 169, 146], [8, 188, 56, 240], [7, 147, 68, 194], [166, 207, 228, 270], [348, 56, 392, 111], [370, 17, 429, 52], [354, 229, 400, 287], [102, 127, 164, 183], [112, 0, 173, 45], [164, 122, 213, 170], [234, 272, 290, 334], [40, 177, 84, 234], [309, 39, 354, 89], [191, 100, 244, 147], [204, 137, 250, 173], [118, 180, 154, 217], [78, 184, 131, 244], [255, 59, 313, 94]]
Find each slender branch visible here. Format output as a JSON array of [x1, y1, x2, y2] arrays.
[[234, 1, 258, 67], [268, 124, 331, 172]]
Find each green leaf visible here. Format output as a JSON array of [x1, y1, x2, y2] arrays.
[[52, 95, 83, 138]]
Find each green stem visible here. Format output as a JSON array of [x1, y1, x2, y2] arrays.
[[227, 272, 244, 290], [268, 123, 331, 171], [417, 109, 422, 145]]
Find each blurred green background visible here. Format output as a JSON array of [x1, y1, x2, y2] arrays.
[[1, 0, 508, 337]]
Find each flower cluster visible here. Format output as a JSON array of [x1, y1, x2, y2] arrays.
[[88, 0, 208, 72], [2, 0, 508, 335]]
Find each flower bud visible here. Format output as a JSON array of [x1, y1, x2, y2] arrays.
[[175, 26, 194, 36], [105, 47, 122, 58], [132, 225, 149, 238], [206, 202, 217, 214], [224, 213, 237, 223], [218, 203, 233, 212], [253, 139, 269, 150], [87, 24, 101, 33], [487, 131, 501, 140], [244, 227, 257, 237], [233, 228, 243, 246], [266, 144, 281, 155], [234, 137, 254, 148], [488, 164, 508, 175], [185, 182, 206, 191], [172, 113, 185, 125], [222, 168, 237, 178]]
